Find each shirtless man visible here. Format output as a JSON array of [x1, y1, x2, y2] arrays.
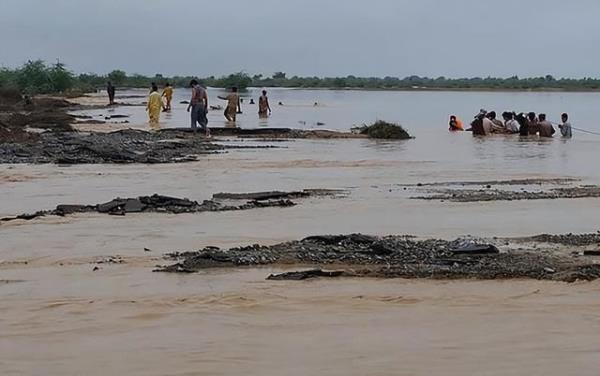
[[538, 114, 555, 138], [218, 87, 241, 122], [258, 90, 272, 118], [486, 111, 506, 133], [186, 79, 210, 137], [527, 112, 540, 135]]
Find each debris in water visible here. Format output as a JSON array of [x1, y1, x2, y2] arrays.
[[267, 269, 345, 280]]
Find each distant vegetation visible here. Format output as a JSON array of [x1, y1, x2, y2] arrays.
[[3, 60, 600, 95], [0, 61, 255, 95], [0, 60, 74, 95]]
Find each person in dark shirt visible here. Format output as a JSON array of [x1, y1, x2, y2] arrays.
[[107, 81, 116, 105], [515, 113, 529, 136]]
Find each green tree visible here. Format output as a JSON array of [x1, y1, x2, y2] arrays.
[[216, 72, 252, 89], [48, 61, 74, 92], [15, 60, 52, 94], [108, 70, 127, 86], [272, 71, 286, 79], [0, 68, 15, 88]]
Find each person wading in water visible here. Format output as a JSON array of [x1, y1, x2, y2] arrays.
[[258, 90, 272, 118], [162, 83, 174, 112], [146, 83, 162, 128], [218, 87, 241, 122], [186, 79, 210, 137]]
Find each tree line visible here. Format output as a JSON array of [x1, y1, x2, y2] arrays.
[[2, 60, 600, 95]]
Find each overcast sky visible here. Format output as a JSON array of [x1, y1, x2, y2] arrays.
[[1, 0, 599, 78]]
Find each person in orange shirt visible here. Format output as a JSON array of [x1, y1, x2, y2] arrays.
[[161, 83, 174, 112], [449, 115, 464, 131]]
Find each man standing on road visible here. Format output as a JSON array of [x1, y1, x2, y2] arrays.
[[107, 81, 116, 105], [187, 79, 210, 137]]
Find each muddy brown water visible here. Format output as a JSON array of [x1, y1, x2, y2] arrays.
[[3, 90, 600, 375]]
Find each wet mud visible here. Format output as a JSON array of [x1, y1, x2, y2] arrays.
[[0, 92, 75, 142], [401, 178, 578, 187], [413, 185, 600, 202], [0, 129, 278, 164], [0, 190, 345, 223], [0, 93, 301, 165], [207, 127, 368, 139], [1, 92, 405, 165], [156, 233, 600, 282], [405, 178, 600, 202], [525, 233, 600, 246], [212, 188, 347, 200], [0, 126, 372, 166]]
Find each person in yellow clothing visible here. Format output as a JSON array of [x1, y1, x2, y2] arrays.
[[146, 84, 162, 128], [162, 83, 174, 112]]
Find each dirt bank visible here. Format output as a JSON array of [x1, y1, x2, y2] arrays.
[[1, 91, 411, 164], [401, 178, 578, 187], [0, 90, 77, 143], [0, 128, 279, 164], [0, 123, 414, 164], [156, 233, 600, 282], [413, 186, 600, 202], [525, 233, 600, 246], [180, 127, 369, 139], [405, 178, 600, 202]]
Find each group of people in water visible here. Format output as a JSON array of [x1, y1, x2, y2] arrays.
[[106, 81, 273, 136], [106, 81, 577, 140], [449, 110, 573, 138]]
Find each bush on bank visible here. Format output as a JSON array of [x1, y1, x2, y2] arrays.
[[354, 121, 412, 140]]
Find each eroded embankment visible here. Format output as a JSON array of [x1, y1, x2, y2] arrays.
[[0, 189, 346, 223], [155, 233, 600, 282], [206, 127, 368, 139], [0, 126, 398, 164], [0, 128, 284, 164], [0, 93, 76, 143], [1, 91, 412, 164]]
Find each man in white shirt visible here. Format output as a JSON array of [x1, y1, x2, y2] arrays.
[[503, 112, 520, 134], [481, 117, 494, 135], [559, 113, 572, 138]]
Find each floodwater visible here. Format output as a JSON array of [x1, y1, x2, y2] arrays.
[[3, 89, 600, 375]]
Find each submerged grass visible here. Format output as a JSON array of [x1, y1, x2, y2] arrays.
[[354, 120, 412, 140]]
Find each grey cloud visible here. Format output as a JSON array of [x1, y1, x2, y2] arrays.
[[1, 0, 599, 78]]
